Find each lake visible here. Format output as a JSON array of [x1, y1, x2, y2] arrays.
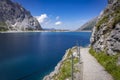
[[0, 32, 91, 80]]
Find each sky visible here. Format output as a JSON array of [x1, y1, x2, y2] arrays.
[[13, 0, 107, 30]]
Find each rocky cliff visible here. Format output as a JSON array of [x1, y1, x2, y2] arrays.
[[0, 0, 42, 31], [76, 17, 97, 31], [91, 0, 120, 55]]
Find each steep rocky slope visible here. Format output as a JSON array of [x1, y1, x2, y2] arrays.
[[0, 0, 42, 31], [76, 17, 97, 31], [91, 0, 120, 55]]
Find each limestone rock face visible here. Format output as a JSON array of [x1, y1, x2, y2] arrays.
[[91, 0, 120, 55], [108, 0, 117, 4], [0, 0, 42, 31]]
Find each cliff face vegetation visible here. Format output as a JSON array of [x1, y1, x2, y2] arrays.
[[0, 0, 42, 31], [91, 0, 120, 55]]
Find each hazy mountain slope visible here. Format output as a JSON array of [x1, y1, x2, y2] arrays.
[[0, 0, 42, 31], [91, 0, 120, 55], [76, 17, 97, 31]]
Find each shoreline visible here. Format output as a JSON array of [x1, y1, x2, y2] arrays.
[[76, 30, 92, 32], [0, 30, 70, 33], [0, 30, 91, 33], [43, 48, 71, 80], [43, 46, 81, 80]]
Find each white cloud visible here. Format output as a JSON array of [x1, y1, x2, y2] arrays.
[[35, 14, 48, 23], [55, 21, 62, 26], [56, 16, 60, 20], [35, 14, 63, 28]]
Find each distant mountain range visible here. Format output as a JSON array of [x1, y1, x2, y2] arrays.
[[76, 17, 98, 31], [0, 0, 42, 31]]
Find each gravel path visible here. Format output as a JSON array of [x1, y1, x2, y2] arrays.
[[80, 48, 113, 80]]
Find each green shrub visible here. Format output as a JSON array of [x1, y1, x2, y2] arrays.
[[96, 15, 109, 30], [0, 22, 8, 31], [113, 10, 120, 27], [89, 48, 120, 80], [53, 49, 79, 80], [95, 4, 120, 31], [0, 27, 8, 31]]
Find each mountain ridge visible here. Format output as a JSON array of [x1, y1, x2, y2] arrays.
[[76, 17, 97, 31], [0, 0, 42, 31]]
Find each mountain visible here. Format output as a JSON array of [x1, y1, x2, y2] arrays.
[[91, 0, 120, 55], [76, 17, 97, 31], [0, 0, 42, 31]]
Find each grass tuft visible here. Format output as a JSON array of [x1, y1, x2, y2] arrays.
[[53, 49, 79, 80], [89, 47, 120, 80]]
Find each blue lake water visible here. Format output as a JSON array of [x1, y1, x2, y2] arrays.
[[0, 32, 91, 80]]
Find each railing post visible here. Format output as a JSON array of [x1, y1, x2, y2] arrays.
[[76, 41, 81, 64], [71, 53, 74, 80], [79, 46, 81, 64]]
